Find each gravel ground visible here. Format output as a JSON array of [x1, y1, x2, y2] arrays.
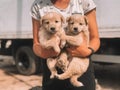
[[0, 55, 120, 90]]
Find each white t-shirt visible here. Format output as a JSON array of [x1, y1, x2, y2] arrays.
[[30, 0, 96, 20]]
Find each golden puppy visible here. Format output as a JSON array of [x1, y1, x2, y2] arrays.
[[38, 12, 66, 79], [55, 14, 90, 87]]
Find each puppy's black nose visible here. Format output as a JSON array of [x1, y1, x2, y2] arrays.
[[50, 27, 55, 31], [74, 27, 78, 32]]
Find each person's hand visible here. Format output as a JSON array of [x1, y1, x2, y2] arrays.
[[66, 43, 92, 58], [33, 43, 59, 59]]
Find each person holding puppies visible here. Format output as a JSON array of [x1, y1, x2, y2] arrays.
[[30, 0, 100, 90]]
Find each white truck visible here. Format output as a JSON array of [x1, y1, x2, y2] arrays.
[[0, 0, 120, 75]]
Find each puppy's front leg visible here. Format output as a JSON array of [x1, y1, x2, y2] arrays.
[[53, 44, 61, 54], [45, 37, 61, 53], [58, 31, 66, 49], [47, 58, 57, 79], [60, 37, 66, 49], [66, 35, 83, 46], [51, 36, 61, 53]]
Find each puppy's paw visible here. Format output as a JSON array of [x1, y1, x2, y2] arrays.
[[62, 67, 67, 72], [54, 74, 59, 79], [73, 82, 84, 87], [50, 74, 55, 79], [54, 48, 61, 54], [78, 82, 84, 87], [60, 40, 66, 49]]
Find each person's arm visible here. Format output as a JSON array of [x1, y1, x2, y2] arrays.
[[32, 17, 40, 44], [32, 18, 59, 59], [67, 9, 100, 57], [86, 9, 100, 52]]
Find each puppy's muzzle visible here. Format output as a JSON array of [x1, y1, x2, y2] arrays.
[[73, 27, 78, 32], [50, 27, 56, 33]]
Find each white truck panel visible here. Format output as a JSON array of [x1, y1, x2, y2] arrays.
[[94, 0, 120, 38], [0, 0, 17, 34], [0, 0, 33, 39]]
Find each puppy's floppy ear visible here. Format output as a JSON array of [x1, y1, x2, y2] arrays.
[[84, 16, 88, 26], [61, 15, 65, 24], [66, 16, 70, 23], [65, 17, 71, 34]]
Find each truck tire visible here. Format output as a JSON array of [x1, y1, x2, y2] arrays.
[[15, 46, 42, 75]]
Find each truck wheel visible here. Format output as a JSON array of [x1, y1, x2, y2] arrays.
[[15, 46, 42, 75]]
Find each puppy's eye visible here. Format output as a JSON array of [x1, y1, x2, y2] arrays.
[[46, 21, 49, 24], [70, 22, 74, 24], [79, 23, 83, 25], [55, 20, 59, 23]]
